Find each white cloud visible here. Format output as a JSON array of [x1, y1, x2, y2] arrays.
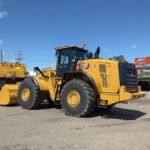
[[11, 59, 16, 63], [0, 11, 9, 19], [0, 40, 3, 44], [103, 48, 110, 53], [29, 71, 37, 77], [132, 45, 136, 49]]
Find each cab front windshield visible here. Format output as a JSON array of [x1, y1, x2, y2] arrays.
[[70, 49, 86, 63], [56, 48, 87, 68]]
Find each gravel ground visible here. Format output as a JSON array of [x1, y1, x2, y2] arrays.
[[0, 92, 150, 150]]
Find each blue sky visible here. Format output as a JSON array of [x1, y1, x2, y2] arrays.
[[0, 0, 150, 70]]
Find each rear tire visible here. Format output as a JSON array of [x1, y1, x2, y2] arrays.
[[60, 80, 96, 117], [18, 78, 41, 109]]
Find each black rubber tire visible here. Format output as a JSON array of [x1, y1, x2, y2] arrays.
[[60, 80, 96, 117], [18, 78, 41, 109]]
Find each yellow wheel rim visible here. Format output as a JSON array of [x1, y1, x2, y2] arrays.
[[67, 90, 81, 107], [21, 88, 30, 102]]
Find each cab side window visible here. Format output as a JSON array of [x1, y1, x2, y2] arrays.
[[60, 53, 69, 65]]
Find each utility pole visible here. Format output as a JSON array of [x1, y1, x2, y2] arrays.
[[1, 48, 3, 63], [15, 50, 23, 63]]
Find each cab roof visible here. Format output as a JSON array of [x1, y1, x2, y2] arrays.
[[55, 45, 87, 51]]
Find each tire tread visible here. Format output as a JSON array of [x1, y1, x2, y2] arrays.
[[18, 77, 41, 109], [60, 79, 96, 117]]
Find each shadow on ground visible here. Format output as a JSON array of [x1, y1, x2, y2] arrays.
[[35, 103, 146, 120], [2, 102, 62, 110], [34, 102, 62, 110], [87, 107, 146, 120], [5, 102, 146, 121]]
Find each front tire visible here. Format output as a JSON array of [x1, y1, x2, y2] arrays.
[[60, 80, 96, 117], [18, 78, 41, 109]]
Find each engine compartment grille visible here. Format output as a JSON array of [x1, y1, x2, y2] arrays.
[[119, 62, 138, 92]]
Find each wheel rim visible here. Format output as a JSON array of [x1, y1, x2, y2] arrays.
[[21, 88, 30, 102], [67, 90, 81, 107]]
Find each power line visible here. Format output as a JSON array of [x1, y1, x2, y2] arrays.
[[1, 48, 3, 63], [15, 50, 23, 63]]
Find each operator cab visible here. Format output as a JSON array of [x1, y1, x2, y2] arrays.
[[55, 46, 87, 76]]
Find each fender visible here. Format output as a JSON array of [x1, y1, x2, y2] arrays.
[[63, 71, 99, 95]]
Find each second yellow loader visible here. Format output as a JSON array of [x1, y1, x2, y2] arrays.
[[0, 62, 26, 105]]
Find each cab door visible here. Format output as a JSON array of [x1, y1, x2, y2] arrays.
[[56, 52, 69, 77]]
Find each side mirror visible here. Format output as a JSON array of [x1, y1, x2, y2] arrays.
[[86, 51, 93, 59], [34, 67, 48, 78], [94, 46, 100, 59]]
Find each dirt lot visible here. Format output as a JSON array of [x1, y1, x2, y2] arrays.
[[0, 92, 150, 150]]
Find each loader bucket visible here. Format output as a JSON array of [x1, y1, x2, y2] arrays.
[[0, 84, 19, 105]]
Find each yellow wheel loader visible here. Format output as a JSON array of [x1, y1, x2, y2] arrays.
[[0, 62, 26, 105], [18, 45, 145, 117]]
